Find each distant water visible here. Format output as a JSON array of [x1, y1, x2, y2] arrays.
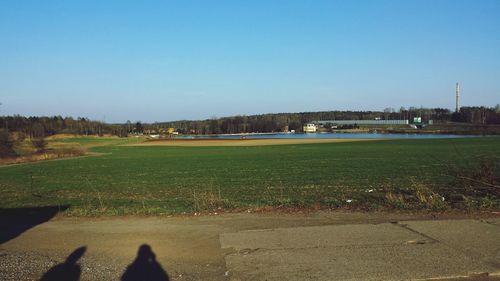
[[176, 133, 472, 139]]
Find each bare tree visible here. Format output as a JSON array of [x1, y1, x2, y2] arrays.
[[31, 137, 47, 153]]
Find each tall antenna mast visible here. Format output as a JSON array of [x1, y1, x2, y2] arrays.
[[455, 82, 460, 113]]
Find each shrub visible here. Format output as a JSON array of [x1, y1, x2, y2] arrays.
[[31, 137, 47, 152], [445, 158, 500, 209], [0, 129, 17, 157]]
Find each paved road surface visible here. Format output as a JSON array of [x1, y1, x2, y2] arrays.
[[0, 211, 498, 280]]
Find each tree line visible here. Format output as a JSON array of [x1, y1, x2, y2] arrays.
[[0, 115, 127, 138], [1, 106, 499, 139], [148, 106, 500, 135]]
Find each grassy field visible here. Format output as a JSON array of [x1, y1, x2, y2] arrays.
[[1, 137, 499, 215]]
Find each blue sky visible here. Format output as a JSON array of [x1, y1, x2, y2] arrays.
[[0, 0, 499, 123]]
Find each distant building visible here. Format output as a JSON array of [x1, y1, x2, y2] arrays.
[[412, 117, 422, 124], [303, 123, 317, 133]]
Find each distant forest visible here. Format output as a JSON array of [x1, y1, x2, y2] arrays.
[[1, 106, 500, 138]]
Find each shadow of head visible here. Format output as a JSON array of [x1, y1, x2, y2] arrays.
[[39, 246, 86, 281], [65, 246, 87, 264], [122, 244, 170, 281], [137, 244, 156, 263]]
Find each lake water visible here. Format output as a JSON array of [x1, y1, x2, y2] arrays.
[[176, 133, 471, 139]]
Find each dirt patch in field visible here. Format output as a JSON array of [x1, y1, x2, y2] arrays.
[[127, 138, 382, 147]]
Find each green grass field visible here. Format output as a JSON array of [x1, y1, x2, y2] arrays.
[[1, 137, 499, 215]]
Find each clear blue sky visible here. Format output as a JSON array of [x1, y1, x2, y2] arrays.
[[1, 0, 499, 123]]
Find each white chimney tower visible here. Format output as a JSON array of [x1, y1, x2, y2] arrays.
[[455, 82, 460, 112]]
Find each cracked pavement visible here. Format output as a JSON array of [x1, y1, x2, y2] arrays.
[[0, 211, 499, 280]]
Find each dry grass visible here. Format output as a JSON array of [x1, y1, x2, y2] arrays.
[[0, 148, 86, 165], [191, 189, 231, 211], [45, 134, 117, 140]]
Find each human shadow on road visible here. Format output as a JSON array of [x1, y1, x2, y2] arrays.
[[39, 246, 86, 281], [0, 205, 69, 244], [121, 244, 170, 281]]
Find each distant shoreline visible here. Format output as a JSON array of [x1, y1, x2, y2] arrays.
[[128, 138, 383, 147]]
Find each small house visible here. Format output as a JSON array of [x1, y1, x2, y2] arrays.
[[303, 123, 317, 133]]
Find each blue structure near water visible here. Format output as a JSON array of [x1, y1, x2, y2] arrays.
[[177, 133, 470, 140], [312, 120, 409, 125]]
